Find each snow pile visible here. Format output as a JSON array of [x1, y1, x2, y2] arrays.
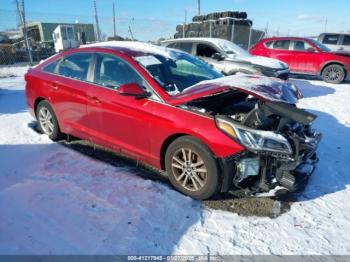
[[0, 65, 29, 78], [0, 66, 350, 255], [82, 41, 183, 59]]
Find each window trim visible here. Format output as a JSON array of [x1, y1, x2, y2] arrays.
[[41, 50, 164, 102], [195, 42, 223, 57], [322, 34, 341, 45], [291, 40, 313, 52], [90, 52, 163, 102], [271, 40, 292, 50], [41, 51, 94, 84]]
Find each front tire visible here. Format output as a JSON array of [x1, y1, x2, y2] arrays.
[[165, 136, 220, 200], [36, 100, 63, 141], [321, 64, 345, 84]]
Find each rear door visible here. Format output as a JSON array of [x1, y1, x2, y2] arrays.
[[267, 40, 294, 66], [44, 52, 93, 138], [85, 52, 161, 162]]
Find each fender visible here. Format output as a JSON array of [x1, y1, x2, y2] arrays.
[[319, 60, 348, 75]]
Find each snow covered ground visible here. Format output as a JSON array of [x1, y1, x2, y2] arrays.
[[0, 66, 350, 255]]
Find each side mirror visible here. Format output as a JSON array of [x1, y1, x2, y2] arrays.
[[117, 83, 151, 99], [307, 47, 317, 53], [211, 52, 225, 61]]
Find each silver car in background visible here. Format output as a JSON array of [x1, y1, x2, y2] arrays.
[[161, 37, 290, 80], [318, 33, 350, 52]]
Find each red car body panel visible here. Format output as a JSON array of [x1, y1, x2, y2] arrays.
[[250, 37, 350, 76], [25, 47, 245, 169]]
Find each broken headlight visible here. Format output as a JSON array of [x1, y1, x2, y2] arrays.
[[216, 117, 293, 154]]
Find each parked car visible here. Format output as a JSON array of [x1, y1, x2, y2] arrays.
[[161, 38, 290, 80], [318, 33, 350, 52], [25, 41, 321, 200], [250, 37, 350, 84]]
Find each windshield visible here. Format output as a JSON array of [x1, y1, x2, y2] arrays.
[[135, 51, 223, 95], [216, 39, 252, 57], [309, 39, 332, 52]]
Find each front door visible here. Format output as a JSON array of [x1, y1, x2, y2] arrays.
[[195, 43, 227, 72], [289, 40, 319, 74], [86, 53, 159, 162]]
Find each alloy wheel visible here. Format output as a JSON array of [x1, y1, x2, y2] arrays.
[[324, 67, 342, 82], [38, 107, 54, 135], [171, 148, 208, 192]]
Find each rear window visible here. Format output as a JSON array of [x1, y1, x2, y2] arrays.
[[178, 43, 193, 53], [322, 34, 340, 45], [57, 53, 93, 81], [43, 59, 59, 73], [273, 40, 290, 50], [167, 42, 193, 53], [265, 41, 273, 48], [342, 35, 350, 46]]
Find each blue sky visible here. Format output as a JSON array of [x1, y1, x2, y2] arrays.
[[1, 0, 349, 41]]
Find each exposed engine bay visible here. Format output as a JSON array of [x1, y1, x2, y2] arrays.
[[180, 89, 321, 197]]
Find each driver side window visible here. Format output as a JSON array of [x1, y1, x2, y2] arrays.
[[94, 53, 144, 89], [196, 44, 218, 58]]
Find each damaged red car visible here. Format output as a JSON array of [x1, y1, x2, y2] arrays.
[[25, 42, 321, 200]]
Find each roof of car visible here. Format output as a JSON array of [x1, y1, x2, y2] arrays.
[[161, 37, 232, 45], [80, 41, 185, 58], [260, 37, 312, 42]]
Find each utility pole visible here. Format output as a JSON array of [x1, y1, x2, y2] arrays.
[[93, 0, 101, 41], [183, 10, 187, 38], [324, 18, 327, 32], [113, 3, 116, 37], [197, 0, 200, 15], [16, 0, 32, 65], [128, 26, 134, 41], [247, 21, 252, 49]]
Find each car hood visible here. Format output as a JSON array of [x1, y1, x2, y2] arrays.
[[331, 51, 350, 58], [169, 75, 302, 106], [227, 54, 288, 69]]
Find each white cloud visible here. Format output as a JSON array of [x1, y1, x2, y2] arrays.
[[296, 14, 326, 23]]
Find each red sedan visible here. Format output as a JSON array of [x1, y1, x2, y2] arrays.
[[250, 37, 350, 84], [25, 42, 321, 199]]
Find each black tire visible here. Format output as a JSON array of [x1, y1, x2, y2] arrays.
[[321, 64, 345, 84], [36, 100, 63, 141], [165, 136, 221, 200]]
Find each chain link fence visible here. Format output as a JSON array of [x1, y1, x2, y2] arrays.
[[0, 7, 291, 66]]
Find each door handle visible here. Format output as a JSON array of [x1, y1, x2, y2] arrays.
[[89, 96, 101, 104], [51, 82, 59, 90]]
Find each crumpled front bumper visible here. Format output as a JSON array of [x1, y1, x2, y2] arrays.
[[220, 131, 322, 197]]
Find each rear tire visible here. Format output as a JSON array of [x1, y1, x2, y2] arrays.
[[36, 100, 63, 141], [321, 64, 345, 84], [165, 136, 220, 200]]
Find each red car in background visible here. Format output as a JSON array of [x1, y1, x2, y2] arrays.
[[250, 37, 350, 84]]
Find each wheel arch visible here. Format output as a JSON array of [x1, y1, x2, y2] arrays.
[[159, 133, 216, 170], [34, 97, 46, 116], [320, 61, 348, 76]]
